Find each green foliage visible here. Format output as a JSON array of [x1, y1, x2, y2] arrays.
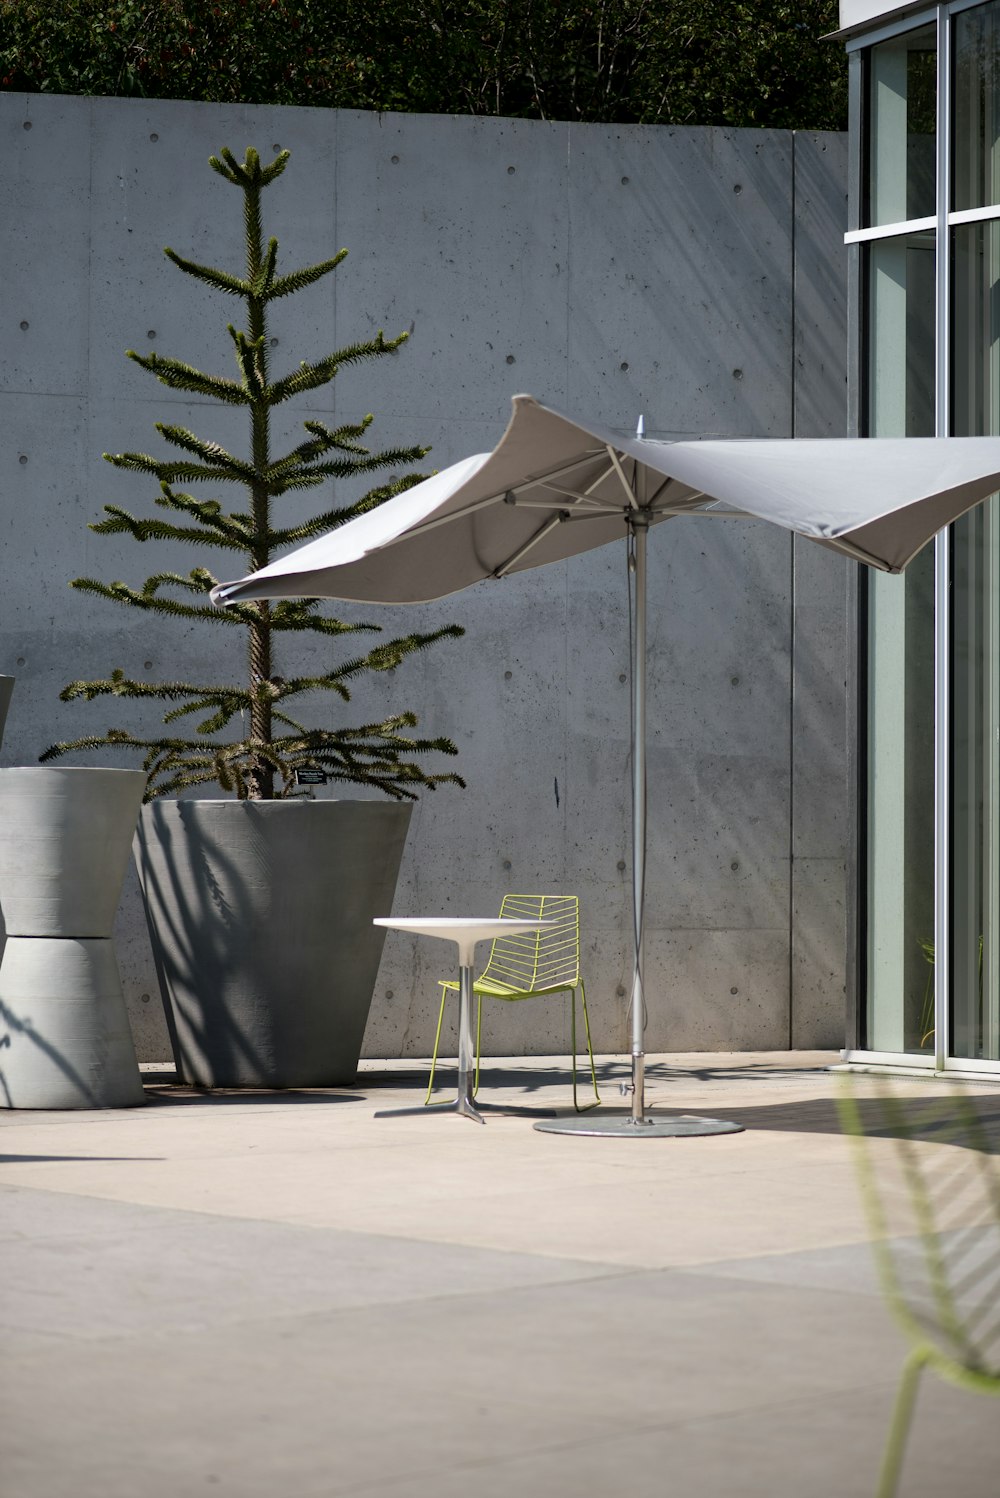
[[41, 145, 465, 802], [0, 1, 847, 132]]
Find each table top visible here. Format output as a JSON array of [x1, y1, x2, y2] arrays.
[[374, 916, 554, 939], [373, 915, 555, 963]]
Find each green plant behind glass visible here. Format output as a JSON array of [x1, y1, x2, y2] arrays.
[[42, 146, 465, 803]]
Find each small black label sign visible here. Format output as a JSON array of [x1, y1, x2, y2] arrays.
[[295, 768, 328, 786]]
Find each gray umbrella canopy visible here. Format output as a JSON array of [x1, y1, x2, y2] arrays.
[[213, 396, 1000, 1136], [212, 395, 1000, 608]]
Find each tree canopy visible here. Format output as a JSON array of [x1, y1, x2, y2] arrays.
[[0, 1, 847, 131]]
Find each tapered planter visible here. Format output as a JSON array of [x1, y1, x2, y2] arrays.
[[134, 799, 412, 1088], [0, 767, 146, 1109]]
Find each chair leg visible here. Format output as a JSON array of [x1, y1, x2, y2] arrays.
[[474, 996, 483, 1097], [572, 981, 601, 1112], [424, 985, 450, 1104], [877, 1347, 928, 1498]]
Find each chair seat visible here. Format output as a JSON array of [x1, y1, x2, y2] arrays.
[[440, 977, 574, 999]]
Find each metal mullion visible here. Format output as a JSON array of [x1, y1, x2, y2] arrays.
[[949, 205, 1000, 226], [985, 499, 1000, 1058], [934, 0, 952, 1070], [846, 215, 937, 243]]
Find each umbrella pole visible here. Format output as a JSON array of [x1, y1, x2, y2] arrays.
[[630, 514, 649, 1123], [534, 484, 743, 1138]]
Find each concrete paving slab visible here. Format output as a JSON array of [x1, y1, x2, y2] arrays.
[[2, 1053, 1000, 1497]]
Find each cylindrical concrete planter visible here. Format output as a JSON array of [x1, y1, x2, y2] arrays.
[[0, 938, 145, 1108], [0, 767, 146, 936], [0, 767, 147, 1110], [0, 675, 13, 749], [134, 798, 413, 1088]]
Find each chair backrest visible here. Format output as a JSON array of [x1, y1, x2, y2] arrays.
[[838, 1079, 1000, 1377], [480, 894, 580, 991]]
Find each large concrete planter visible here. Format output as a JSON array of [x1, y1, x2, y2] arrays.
[[0, 767, 146, 1109], [134, 799, 412, 1088]]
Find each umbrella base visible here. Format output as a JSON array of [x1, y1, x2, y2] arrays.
[[533, 1112, 744, 1138]]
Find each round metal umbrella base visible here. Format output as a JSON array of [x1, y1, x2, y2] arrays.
[[533, 1112, 744, 1138]]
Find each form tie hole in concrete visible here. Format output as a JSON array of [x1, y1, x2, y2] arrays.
[[20, 320, 28, 330], [507, 166, 516, 175], [150, 133, 158, 142], [506, 355, 515, 365], [19, 455, 27, 465], [147, 330, 156, 340], [22, 121, 31, 130]]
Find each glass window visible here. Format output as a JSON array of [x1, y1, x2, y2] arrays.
[[868, 233, 936, 435], [864, 230, 936, 1052], [953, 0, 1000, 212], [867, 23, 937, 226], [866, 556, 936, 1052], [950, 218, 1000, 1061]]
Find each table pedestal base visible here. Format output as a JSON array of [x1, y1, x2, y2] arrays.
[[374, 957, 555, 1124]]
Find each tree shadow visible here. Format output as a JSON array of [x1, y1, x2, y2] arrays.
[[142, 1083, 365, 1106], [0, 1153, 164, 1163]]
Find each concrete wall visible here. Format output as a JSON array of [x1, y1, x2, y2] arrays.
[[0, 94, 851, 1062]]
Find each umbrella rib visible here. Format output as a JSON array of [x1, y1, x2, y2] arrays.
[[506, 450, 608, 497], [508, 492, 623, 513], [606, 446, 640, 509], [402, 490, 509, 540], [494, 514, 564, 577]]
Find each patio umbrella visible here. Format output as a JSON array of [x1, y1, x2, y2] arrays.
[[213, 396, 1000, 1136]]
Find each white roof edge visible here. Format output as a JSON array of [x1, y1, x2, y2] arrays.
[[827, 0, 933, 40]]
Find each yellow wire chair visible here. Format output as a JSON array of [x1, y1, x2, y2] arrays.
[[425, 893, 601, 1112], [838, 1080, 1000, 1498]]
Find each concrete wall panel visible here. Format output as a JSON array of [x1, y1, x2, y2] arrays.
[[0, 95, 851, 1063], [566, 127, 795, 437], [793, 132, 850, 440], [335, 111, 571, 424], [1, 98, 91, 399]]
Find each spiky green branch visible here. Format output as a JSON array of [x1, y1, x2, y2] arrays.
[[45, 145, 465, 802]]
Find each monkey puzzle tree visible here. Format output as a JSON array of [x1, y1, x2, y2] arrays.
[[42, 146, 464, 801]]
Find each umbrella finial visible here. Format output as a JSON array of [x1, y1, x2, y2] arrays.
[[635, 414, 645, 439]]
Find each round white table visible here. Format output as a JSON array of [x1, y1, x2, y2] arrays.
[[372, 917, 557, 1123]]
